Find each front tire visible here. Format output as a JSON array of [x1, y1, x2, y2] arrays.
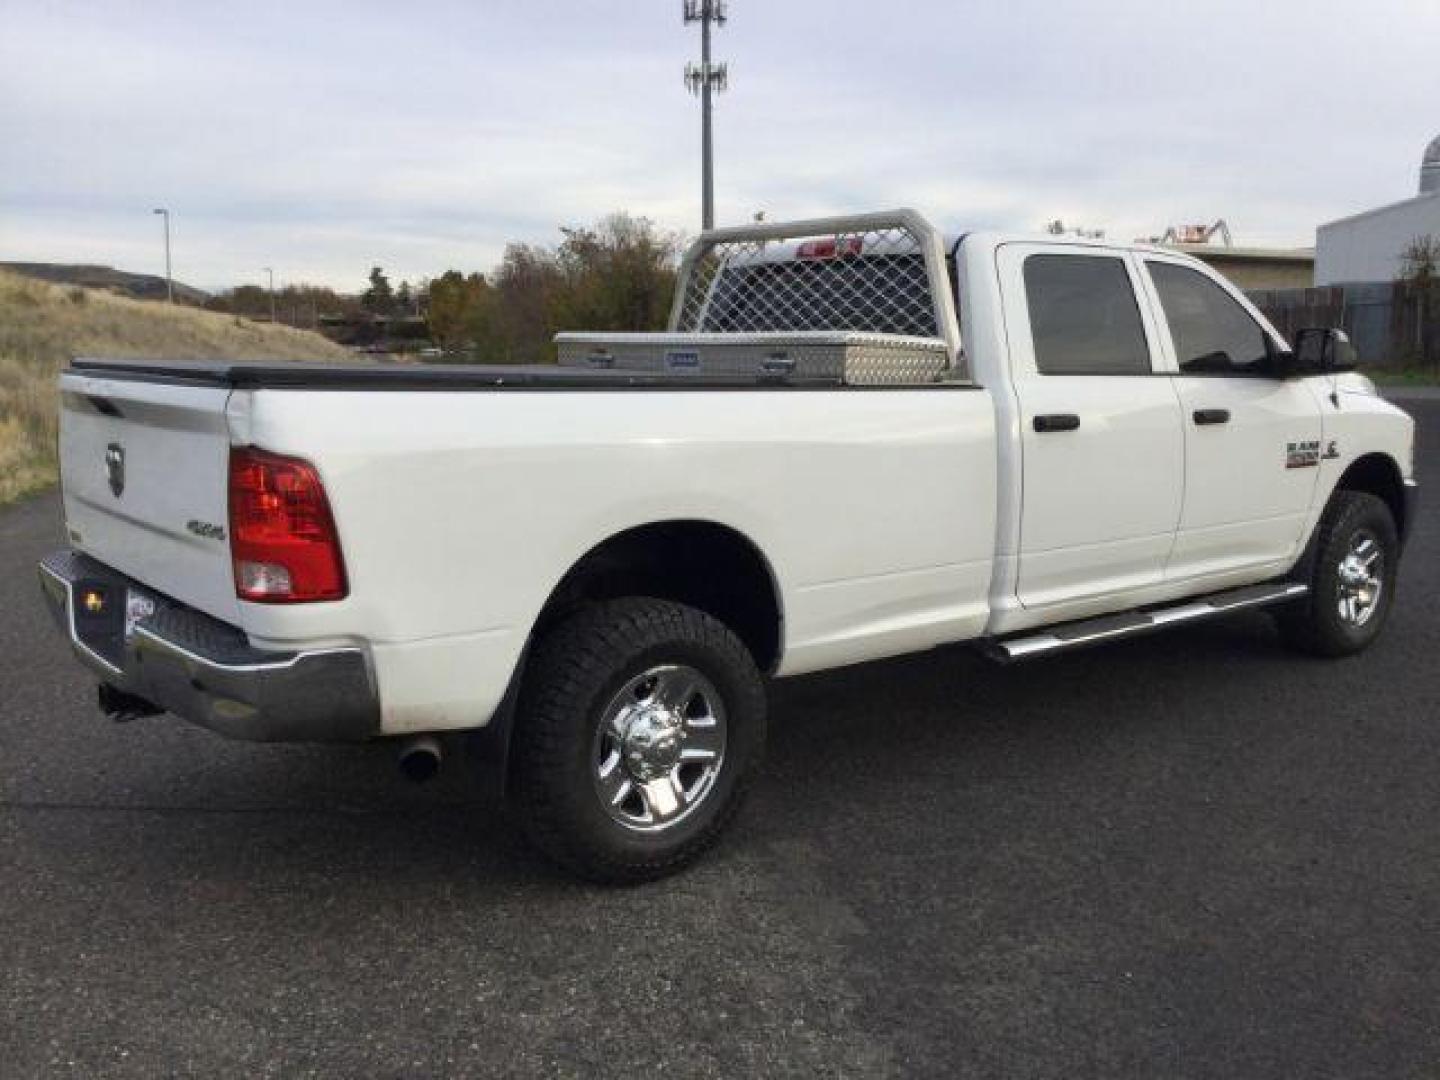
[[510, 599, 767, 884], [1277, 490, 1399, 657]]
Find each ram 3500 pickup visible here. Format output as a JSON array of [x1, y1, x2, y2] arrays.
[[40, 210, 1417, 882]]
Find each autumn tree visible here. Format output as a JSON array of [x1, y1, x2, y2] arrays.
[[345, 214, 682, 362], [426, 270, 494, 351], [553, 213, 680, 333], [479, 213, 680, 363], [487, 244, 567, 363]]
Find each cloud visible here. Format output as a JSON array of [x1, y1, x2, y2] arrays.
[[2, 0, 1437, 289]]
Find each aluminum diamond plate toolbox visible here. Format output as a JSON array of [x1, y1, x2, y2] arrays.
[[553, 331, 951, 386]]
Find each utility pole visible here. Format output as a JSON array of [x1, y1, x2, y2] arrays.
[[263, 267, 276, 323], [152, 208, 173, 303], [683, 1, 728, 231]]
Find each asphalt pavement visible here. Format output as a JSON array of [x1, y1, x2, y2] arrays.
[[2, 400, 1437, 1078]]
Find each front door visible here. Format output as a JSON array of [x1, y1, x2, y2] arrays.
[[1139, 256, 1323, 581], [998, 245, 1186, 611]]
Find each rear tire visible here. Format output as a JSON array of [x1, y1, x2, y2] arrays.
[[510, 598, 767, 884], [1276, 490, 1398, 657]]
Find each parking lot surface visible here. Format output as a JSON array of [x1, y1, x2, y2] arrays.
[[2, 399, 1437, 1078]]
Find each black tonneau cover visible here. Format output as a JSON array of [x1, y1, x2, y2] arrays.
[[67, 357, 849, 391]]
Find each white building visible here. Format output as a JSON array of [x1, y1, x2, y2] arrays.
[[1315, 135, 1440, 286]]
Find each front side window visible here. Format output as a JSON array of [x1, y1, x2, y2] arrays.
[[1148, 261, 1273, 375], [1023, 255, 1150, 375]]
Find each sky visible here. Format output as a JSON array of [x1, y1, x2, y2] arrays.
[[2, 0, 1437, 292]]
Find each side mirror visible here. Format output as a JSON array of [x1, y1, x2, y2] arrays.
[[1288, 327, 1358, 376]]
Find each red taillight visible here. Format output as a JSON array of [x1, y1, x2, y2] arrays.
[[228, 447, 347, 603]]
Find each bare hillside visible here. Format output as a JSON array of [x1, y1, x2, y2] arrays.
[[0, 270, 350, 503]]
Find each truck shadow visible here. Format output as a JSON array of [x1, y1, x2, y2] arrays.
[[756, 611, 1309, 829], [91, 611, 1300, 891]]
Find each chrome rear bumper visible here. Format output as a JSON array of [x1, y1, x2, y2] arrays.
[[38, 549, 379, 743]]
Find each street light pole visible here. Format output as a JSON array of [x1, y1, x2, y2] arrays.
[[152, 208, 173, 303], [263, 267, 276, 324]]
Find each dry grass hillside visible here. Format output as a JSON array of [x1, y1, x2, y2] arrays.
[[0, 270, 350, 503]]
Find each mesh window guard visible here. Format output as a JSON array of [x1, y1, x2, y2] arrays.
[[668, 210, 965, 379]]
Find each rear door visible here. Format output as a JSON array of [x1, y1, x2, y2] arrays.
[[997, 244, 1185, 610], [1138, 257, 1323, 580], [59, 370, 240, 622]]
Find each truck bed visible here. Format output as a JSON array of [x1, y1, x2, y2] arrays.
[[58, 352, 1001, 736]]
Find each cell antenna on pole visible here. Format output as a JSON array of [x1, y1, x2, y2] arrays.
[[683, 0, 728, 231]]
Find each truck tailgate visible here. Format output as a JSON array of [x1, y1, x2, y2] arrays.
[[59, 370, 240, 623]]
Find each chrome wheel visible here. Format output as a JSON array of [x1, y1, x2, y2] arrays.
[[592, 664, 727, 833], [1336, 529, 1384, 628]]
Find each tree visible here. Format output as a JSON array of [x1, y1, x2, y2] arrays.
[[206, 282, 358, 328], [463, 213, 682, 363], [490, 244, 566, 363], [328, 215, 683, 362], [553, 213, 681, 333], [208, 284, 271, 320], [1399, 235, 1440, 285], [426, 270, 494, 351], [1397, 235, 1440, 372], [362, 266, 395, 316]]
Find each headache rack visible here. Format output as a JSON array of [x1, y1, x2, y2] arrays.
[[555, 209, 966, 387]]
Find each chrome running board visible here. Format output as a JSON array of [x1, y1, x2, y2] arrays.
[[986, 581, 1308, 662]]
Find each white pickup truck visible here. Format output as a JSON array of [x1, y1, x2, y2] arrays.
[[40, 210, 1417, 882]]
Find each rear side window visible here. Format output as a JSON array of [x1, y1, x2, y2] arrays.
[[1023, 255, 1150, 375], [1147, 262, 1272, 375]]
